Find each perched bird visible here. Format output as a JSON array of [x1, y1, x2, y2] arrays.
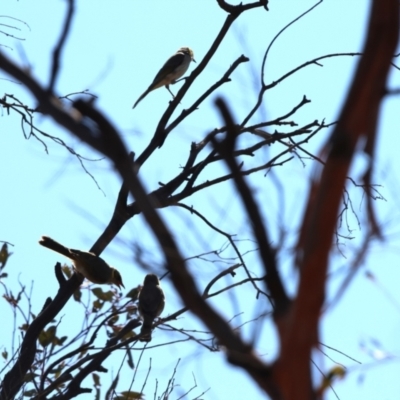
[[138, 274, 165, 342], [132, 47, 195, 109], [38, 236, 124, 288]]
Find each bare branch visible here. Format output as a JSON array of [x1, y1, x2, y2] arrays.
[[48, 0, 75, 92], [272, 1, 398, 398], [212, 98, 289, 317]]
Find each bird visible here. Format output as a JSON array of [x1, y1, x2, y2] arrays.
[[38, 236, 124, 288], [137, 274, 165, 342], [132, 47, 195, 109]]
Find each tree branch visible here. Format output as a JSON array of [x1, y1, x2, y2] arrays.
[[273, 1, 399, 399]]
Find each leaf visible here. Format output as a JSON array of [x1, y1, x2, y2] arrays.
[[92, 299, 103, 311], [61, 265, 73, 278], [1, 350, 7, 360], [0, 243, 12, 269], [23, 389, 37, 397], [24, 372, 36, 382], [56, 336, 68, 346], [92, 287, 114, 301], [51, 362, 66, 378], [3, 294, 18, 307], [126, 346, 135, 369], [317, 365, 346, 395], [119, 390, 144, 399], [73, 288, 82, 302], [79, 347, 89, 359], [92, 372, 101, 387], [126, 304, 138, 318], [108, 314, 119, 326], [118, 327, 135, 340], [125, 286, 141, 301], [19, 323, 29, 331], [38, 326, 57, 347]]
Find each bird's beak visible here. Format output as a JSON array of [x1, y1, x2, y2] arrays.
[[114, 279, 124, 289], [192, 58, 196, 63]]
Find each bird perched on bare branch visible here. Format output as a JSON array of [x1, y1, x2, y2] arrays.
[[132, 47, 195, 109], [138, 274, 165, 341], [38, 236, 124, 288]]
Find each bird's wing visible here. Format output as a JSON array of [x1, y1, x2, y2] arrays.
[[151, 53, 185, 85], [132, 52, 186, 108], [71, 251, 112, 284], [139, 286, 165, 316]]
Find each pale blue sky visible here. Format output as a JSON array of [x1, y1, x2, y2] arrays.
[[1, 1, 400, 399]]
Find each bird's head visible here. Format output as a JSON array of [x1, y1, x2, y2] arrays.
[[143, 274, 160, 285], [111, 268, 125, 288], [178, 47, 196, 63]]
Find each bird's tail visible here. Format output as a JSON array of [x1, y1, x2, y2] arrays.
[[39, 236, 71, 258], [132, 88, 151, 109], [139, 316, 153, 342]]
